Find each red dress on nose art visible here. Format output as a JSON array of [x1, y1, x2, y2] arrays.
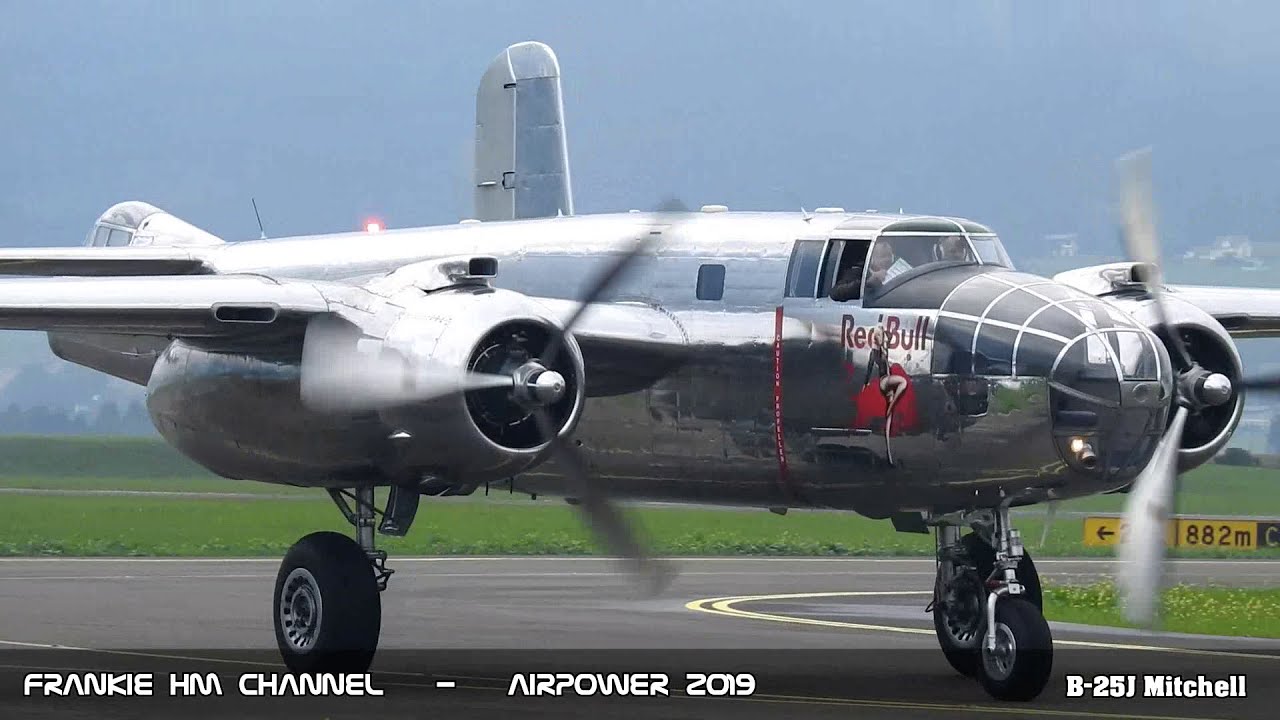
[[848, 363, 921, 437]]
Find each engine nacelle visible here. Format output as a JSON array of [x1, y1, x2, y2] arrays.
[[367, 286, 585, 486], [1106, 294, 1244, 471]]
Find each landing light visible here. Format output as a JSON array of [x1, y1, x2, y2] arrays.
[[1069, 436, 1099, 470]]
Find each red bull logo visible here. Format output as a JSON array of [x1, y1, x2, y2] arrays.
[[841, 314, 930, 352]]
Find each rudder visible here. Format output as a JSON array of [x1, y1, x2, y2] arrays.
[[473, 42, 574, 222]]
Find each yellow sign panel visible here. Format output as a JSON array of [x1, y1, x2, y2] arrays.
[[1175, 519, 1256, 550], [1083, 516, 1276, 550], [1082, 516, 1175, 547]]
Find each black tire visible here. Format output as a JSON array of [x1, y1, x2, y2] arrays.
[[932, 533, 1043, 677], [933, 568, 984, 676], [273, 531, 381, 673], [977, 597, 1054, 701]]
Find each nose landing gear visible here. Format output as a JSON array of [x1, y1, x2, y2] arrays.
[[931, 505, 1052, 701]]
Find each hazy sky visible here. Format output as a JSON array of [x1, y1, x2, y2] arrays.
[[4, 1, 1279, 258]]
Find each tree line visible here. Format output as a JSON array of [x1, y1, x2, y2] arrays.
[[0, 400, 155, 435]]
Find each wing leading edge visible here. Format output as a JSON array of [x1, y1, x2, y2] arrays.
[[0, 275, 327, 336], [1165, 284, 1280, 338], [1055, 262, 1280, 339], [0, 247, 214, 276]]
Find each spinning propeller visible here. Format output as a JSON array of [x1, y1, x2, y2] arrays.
[[1113, 150, 1275, 623], [301, 211, 677, 594], [527, 222, 673, 593]]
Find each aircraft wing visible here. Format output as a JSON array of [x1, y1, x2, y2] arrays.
[[1166, 284, 1280, 338], [531, 298, 692, 396], [0, 274, 327, 336], [0, 247, 213, 276], [1055, 263, 1280, 338]]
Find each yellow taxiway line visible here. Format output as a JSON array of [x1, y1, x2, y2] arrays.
[[686, 590, 1280, 661]]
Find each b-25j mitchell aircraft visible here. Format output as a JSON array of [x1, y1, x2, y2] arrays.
[[6, 42, 1280, 701]]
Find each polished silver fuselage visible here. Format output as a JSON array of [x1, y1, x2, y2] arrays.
[[51, 211, 1171, 517]]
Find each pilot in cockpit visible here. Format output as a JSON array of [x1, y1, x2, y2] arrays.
[[937, 235, 972, 262], [829, 262, 863, 301], [865, 240, 896, 294]]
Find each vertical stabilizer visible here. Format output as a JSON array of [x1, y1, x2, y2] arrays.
[[474, 42, 574, 221]]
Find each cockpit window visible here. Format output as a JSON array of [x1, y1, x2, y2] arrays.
[[866, 233, 1012, 295], [970, 235, 1013, 268], [106, 228, 132, 247]]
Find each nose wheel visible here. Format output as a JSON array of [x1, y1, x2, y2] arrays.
[[931, 508, 1052, 701], [979, 597, 1054, 700]]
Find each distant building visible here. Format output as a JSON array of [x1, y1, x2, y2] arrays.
[[1182, 235, 1264, 270], [1185, 235, 1251, 260], [1045, 234, 1078, 257]]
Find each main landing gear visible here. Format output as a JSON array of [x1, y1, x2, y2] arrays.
[[929, 504, 1052, 701], [272, 485, 418, 673]]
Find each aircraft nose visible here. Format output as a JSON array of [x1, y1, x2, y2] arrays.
[[932, 271, 1173, 476]]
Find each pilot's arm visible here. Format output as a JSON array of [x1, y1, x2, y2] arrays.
[[829, 266, 863, 301], [864, 267, 888, 294]]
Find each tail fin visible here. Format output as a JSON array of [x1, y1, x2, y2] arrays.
[[473, 42, 574, 222]]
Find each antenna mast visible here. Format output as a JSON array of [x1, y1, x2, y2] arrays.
[[251, 198, 267, 239]]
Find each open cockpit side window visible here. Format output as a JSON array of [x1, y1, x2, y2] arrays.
[[822, 239, 871, 302]]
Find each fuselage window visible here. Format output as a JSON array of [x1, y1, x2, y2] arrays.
[[106, 228, 132, 247], [784, 240, 825, 298], [696, 264, 726, 301]]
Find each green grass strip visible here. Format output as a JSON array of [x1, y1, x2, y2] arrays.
[[1044, 583, 1280, 639]]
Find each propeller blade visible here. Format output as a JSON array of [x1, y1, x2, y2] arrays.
[[526, 206, 684, 592], [1116, 405, 1188, 625], [531, 407, 671, 594], [301, 316, 514, 411], [541, 219, 670, 368], [1116, 148, 1193, 370]]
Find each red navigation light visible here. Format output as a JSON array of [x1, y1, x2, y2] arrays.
[[363, 217, 384, 233]]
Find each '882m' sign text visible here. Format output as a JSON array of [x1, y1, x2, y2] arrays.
[[1084, 517, 1280, 550]]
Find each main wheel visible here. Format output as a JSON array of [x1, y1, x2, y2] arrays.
[[977, 597, 1053, 701], [932, 533, 1042, 677], [273, 531, 381, 673], [933, 565, 985, 676]]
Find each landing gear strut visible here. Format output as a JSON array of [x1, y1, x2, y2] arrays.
[[930, 505, 1052, 701], [272, 485, 417, 673]]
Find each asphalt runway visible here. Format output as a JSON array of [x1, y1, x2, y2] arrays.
[[1, 556, 1277, 719]]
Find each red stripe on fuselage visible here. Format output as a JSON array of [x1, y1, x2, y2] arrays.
[[772, 306, 790, 495]]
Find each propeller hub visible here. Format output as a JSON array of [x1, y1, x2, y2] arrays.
[[1198, 372, 1233, 407], [509, 360, 567, 408], [530, 370, 567, 405]]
